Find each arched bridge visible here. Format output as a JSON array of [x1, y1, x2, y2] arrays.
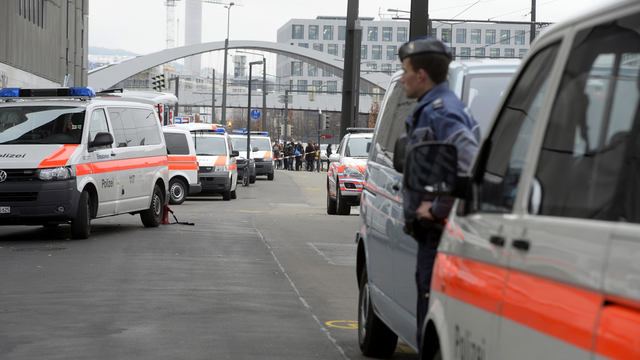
[[88, 40, 391, 93]]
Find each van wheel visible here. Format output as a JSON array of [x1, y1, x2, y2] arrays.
[[267, 171, 274, 180], [231, 189, 237, 199], [358, 267, 398, 357], [327, 181, 337, 215], [336, 185, 351, 215], [71, 190, 91, 239], [169, 179, 186, 205], [250, 174, 256, 183], [222, 189, 231, 201], [141, 184, 163, 227]]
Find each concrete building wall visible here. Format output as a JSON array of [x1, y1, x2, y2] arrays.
[[0, 0, 88, 88], [184, 0, 202, 75]]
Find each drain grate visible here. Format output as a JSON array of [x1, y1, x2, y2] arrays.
[[10, 246, 68, 252]]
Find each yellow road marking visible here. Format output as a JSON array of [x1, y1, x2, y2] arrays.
[[301, 187, 321, 190], [229, 210, 265, 213], [396, 344, 417, 354], [325, 320, 358, 329]]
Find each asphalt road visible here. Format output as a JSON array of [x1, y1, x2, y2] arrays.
[[0, 168, 418, 360]]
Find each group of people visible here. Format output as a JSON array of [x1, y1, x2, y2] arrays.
[[272, 139, 332, 172]]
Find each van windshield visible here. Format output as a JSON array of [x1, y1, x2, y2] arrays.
[[0, 106, 85, 144], [232, 137, 271, 151], [193, 136, 227, 156], [462, 74, 513, 132], [345, 137, 372, 158]]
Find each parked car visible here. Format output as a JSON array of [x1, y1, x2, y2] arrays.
[[357, 1, 640, 359], [162, 127, 201, 205], [355, 60, 522, 355]]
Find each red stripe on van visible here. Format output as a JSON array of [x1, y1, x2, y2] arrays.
[[75, 156, 166, 176], [596, 305, 640, 360], [118, 156, 167, 171], [264, 151, 272, 158], [38, 145, 78, 168], [214, 156, 227, 166], [168, 155, 198, 170], [76, 160, 119, 176]]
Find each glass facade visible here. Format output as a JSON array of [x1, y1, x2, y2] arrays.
[[309, 25, 318, 40], [490, 48, 500, 58], [297, 80, 307, 93], [515, 30, 525, 45], [471, 29, 481, 44], [519, 49, 528, 58], [313, 43, 323, 52], [328, 44, 338, 56], [323, 25, 334, 40], [381, 63, 392, 74], [500, 30, 510, 44], [475, 48, 485, 58], [486, 29, 496, 44], [292, 25, 304, 39], [383, 27, 393, 41], [308, 64, 317, 76], [372, 45, 382, 60], [361, 45, 367, 60], [461, 47, 471, 60], [312, 80, 323, 91], [457, 29, 467, 43], [442, 29, 451, 43], [387, 46, 397, 61], [397, 27, 407, 42], [291, 61, 303, 76], [339, 26, 346, 41], [298, 43, 308, 48], [367, 27, 378, 41], [327, 81, 338, 92], [505, 48, 515, 57]]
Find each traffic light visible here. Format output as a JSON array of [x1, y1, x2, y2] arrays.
[[321, 114, 327, 130], [152, 74, 166, 91]]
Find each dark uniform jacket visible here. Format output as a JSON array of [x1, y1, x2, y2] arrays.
[[403, 82, 481, 227]]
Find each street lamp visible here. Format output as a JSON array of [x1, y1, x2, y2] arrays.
[[221, 1, 235, 125], [246, 60, 264, 187], [237, 50, 267, 133]]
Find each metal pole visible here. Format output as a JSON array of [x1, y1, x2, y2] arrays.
[[174, 76, 180, 117], [284, 89, 289, 143], [530, 0, 537, 44], [410, 0, 429, 39], [262, 58, 267, 133], [247, 65, 252, 167], [317, 110, 321, 146], [211, 69, 216, 124], [221, 3, 234, 125], [340, 0, 360, 140]]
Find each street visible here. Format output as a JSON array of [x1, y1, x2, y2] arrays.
[[0, 169, 416, 360]]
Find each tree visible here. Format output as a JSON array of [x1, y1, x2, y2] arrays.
[[368, 101, 380, 128]]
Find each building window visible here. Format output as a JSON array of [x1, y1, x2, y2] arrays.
[[292, 25, 304, 39], [313, 43, 323, 52], [387, 46, 397, 61], [366, 63, 377, 71], [461, 47, 471, 60], [324, 25, 334, 40], [456, 29, 467, 44], [515, 30, 525, 45], [328, 44, 338, 56], [382, 27, 393, 41], [471, 29, 481, 44], [297, 80, 308, 93], [323, 69, 332, 77], [500, 30, 511, 44], [381, 63, 392, 75], [309, 25, 319, 40], [442, 29, 451, 43], [486, 29, 496, 44], [312, 80, 323, 91], [361, 45, 367, 60], [397, 27, 407, 42], [505, 48, 515, 57], [451, 47, 456, 59], [367, 27, 378, 41], [519, 49, 528, 58], [342, 44, 345, 58], [291, 61, 303, 76], [372, 45, 382, 60], [475, 48, 485, 58], [308, 64, 318, 77], [490, 48, 500, 58], [430, 28, 438, 38], [327, 81, 338, 92], [339, 26, 346, 40], [396, 64, 402, 71], [299, 43, 308, 48]]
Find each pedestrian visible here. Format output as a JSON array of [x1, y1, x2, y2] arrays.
[[398, 36, 480, 358], [295, 140, 304, 171], [315, 142, 321, 172], [286, 139, 295, 171], [325, 144, 332, 171], [306, 140, 315, 171]]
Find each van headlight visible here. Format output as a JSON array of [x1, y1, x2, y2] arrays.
[[344, 166, 364, 179], [37, 166, 75, 181], [214, 165, 229, 172]]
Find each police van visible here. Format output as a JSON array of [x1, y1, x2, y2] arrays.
[[358, 0, 640, 359], [162, 127, 201, 205], [167, 123, 238, 200], [0, 87, 169, 239], [230, 131, 275, 181]]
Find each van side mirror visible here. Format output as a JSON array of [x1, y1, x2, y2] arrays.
[[252, 147, 259, 152], [403, 142, 468, 198], [89, 132, 114, 150], [231, 150, 240, 157], [366, 142, 371, 154], [393, 134, 408, 173]]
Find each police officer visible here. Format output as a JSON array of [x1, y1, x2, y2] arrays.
[[399, 37, 480, 358]]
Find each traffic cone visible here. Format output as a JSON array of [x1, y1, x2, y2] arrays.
[[162, 204, 171, 225]]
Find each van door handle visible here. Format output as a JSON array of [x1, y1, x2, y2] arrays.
[[512, 239, 530, 251], [489, 236, 505, 247], [110, 152, 116, 157]]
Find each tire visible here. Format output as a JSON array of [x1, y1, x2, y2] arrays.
[[336, 185, 351, 215], [141, 184, 163, 227], [327, 180, 337, 215], [432, 349, 442, 360], [242, 172, 249, 187], [71, 190, 91, 239], [250, 174, 256, 184], [169, 178, 187, 205], [267, 171, 274, 180], [231, 189, 237, 199], [358, 268, 398, 358]]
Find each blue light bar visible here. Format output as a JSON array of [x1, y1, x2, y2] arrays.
[[215, 128, 226, 133], [70, 87, 96, 97], [0, 88, 20, 97]]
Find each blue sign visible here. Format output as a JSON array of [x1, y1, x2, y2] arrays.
[[250, 109, 261, 120]]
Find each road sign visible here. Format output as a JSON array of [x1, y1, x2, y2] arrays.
[[278, 95, 293, 103], [250, 109, 261, 120], [320, 134, 332, 139]]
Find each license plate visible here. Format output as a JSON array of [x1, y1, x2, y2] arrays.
[[0, 206, 9, 214]]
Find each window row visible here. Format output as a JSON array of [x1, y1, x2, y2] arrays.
[[299, 43, 398, 60], [295, 80, 340, 93], [292, 24, 407, 42], [291, 62, 335, 77], [436, 28, 528, 45], [452, 47, 528, 59]]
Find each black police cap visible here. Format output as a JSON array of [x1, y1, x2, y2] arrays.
[[398, 36, 452, 61]]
